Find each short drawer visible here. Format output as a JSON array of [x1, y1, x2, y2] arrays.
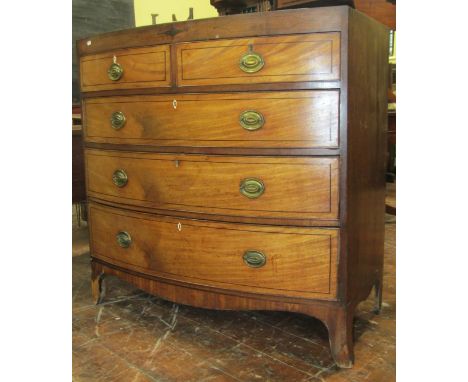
[[176, 33, 340, 86], [80, 45, 171, 92], [83, 91, 339, 148], [89, 203, 338, 299], [85, 150, 339, 221]]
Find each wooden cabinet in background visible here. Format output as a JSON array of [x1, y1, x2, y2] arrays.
[[209, 0, 395, 30], [72, 106, 86, 205]]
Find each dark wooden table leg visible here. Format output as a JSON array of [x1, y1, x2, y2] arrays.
[[325, 304, 355, 368], [373, 275, 383, 314], [91, 261, 106, 305]]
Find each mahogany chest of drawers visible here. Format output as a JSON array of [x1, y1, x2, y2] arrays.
[[78, 6, 388, 368]]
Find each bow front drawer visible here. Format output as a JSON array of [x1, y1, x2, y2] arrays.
[[85, 150, 339, 221], [83, 91, 339, 148], [80, 45, 171, 92], [89, 203, 338, 299], [176, 33, 340, 86]]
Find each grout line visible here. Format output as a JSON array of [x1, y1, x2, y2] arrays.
[[250, 312, 327, 346], [313, 364, 336, 379], [72, 280, 86, 302], [95, 342, 160, 382], [239, 341, 324, 376], [199, 361, 245, 382], [180, 314, 319, 378], [73, 293, 147, 313]]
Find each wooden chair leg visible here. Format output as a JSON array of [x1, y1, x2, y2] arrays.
[[373, 274, 383, 314], [91, 262, 106, 305], [326, 305, 355, 368]]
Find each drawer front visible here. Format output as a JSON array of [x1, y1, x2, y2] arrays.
[[89, 203, 338, 299], [80, 46, 171, 92], [176, 33, 340, 86], [84, 91, 339, 148], [86, 150, 339, 220]]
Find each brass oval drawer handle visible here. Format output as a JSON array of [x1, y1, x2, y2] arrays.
[[239, 110, 264, 131], [243, 250, 266, 268], [112, 169, 128, 187], [110, 111, 126, 130], [240, 178, 265, 199], [239, 51, 264, 73], [116, 231, 132, 248], [108, 62, 123, 81]]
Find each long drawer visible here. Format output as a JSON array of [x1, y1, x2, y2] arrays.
[[84, 91, 339, 148], [89, 203, 338, 299], [85, 150, 339, 220], [80, 45, 171, 92], [176, 33, 340, 86]]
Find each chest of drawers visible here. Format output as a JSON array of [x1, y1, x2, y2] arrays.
[[78, 6, 388, 368]]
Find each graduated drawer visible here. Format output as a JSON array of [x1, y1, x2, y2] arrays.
[[84, 91, 339, 148], [176, 33, 340, 86], [89, 203, 338, 299], [80, 45, 171, 92], [86, 150, 339, 221]]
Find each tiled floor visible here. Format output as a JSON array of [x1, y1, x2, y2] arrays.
[[72, 210, 395, 381]]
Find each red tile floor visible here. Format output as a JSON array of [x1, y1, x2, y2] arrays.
[[72, 209, 396, 381]]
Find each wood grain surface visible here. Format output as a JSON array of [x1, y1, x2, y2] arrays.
[[72, 129, 86, 204], [85, 197, 340, 227], [83, 91, 339, 148], [89, 202, 338, 299], [176, 33, 340, 86], [77, 7, 348, 57], [343, 9, 388, 304], [85, 149, 339, 220], [80, 45, 171, 92], [80, 81, 342, 99], [77, 6, 389, 369]]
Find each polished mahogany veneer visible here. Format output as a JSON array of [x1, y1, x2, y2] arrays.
[[85, 150, 339, 221], [80, 45, 171, 92], [83, 91, 339, 148], [79, 6, 388, 368], [175, 33, 341, 86], [89, 203, 339, 299]]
